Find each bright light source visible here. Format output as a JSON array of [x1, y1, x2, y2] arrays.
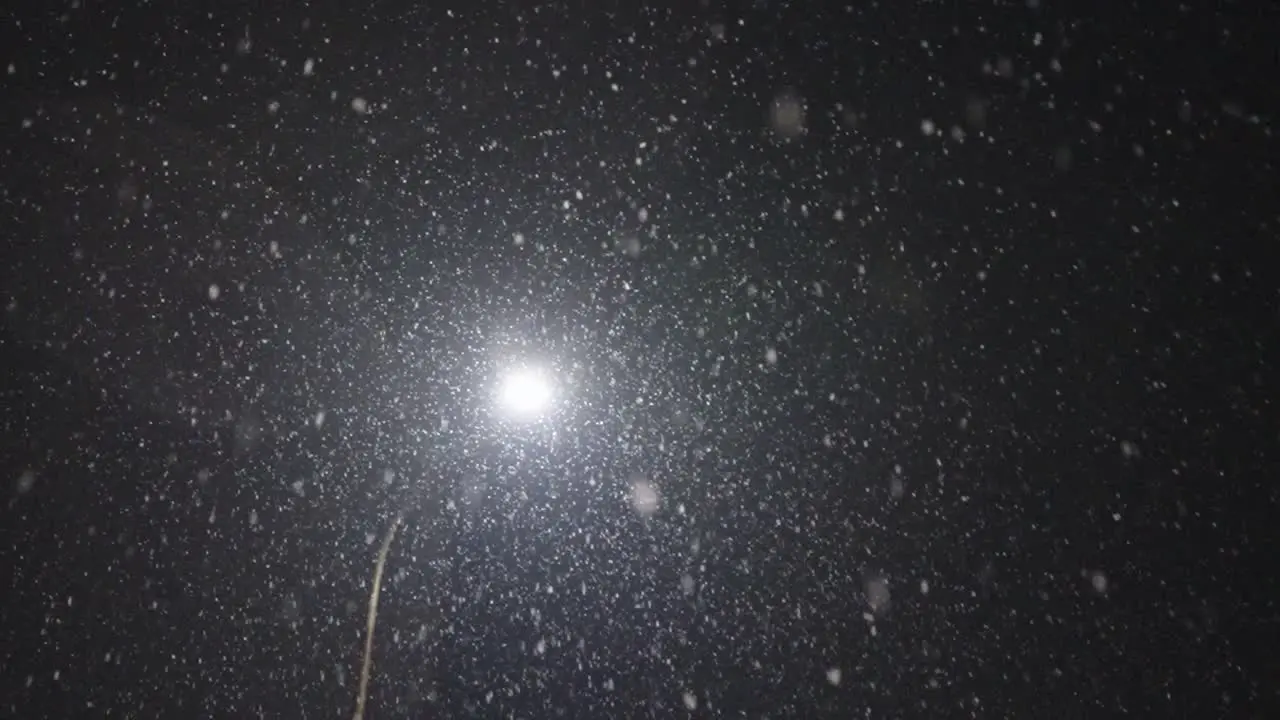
[[496, 367, 553, 420]]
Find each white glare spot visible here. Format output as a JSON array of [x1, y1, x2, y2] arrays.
[[770, 92, 806, 137], [1090, 570, 1109, 594], [16, 470, 35, 494], [826, 667, 842, 686], [207, 284, 220, 300], [889, 476, 905, 499], [497, 367, 553, 420], [681, 574, 695, 596], [682, 692, 698, 710], [619, 234, 642, 258], [866, 577, 891, 613]]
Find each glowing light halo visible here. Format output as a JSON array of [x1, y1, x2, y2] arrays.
[[495, 365, 554, 420]]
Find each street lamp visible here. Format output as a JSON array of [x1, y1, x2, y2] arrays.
[[352, 363, 557, 720], [495, 366, 554, 421]]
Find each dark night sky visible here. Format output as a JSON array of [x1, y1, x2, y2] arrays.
[[2, 1, 1278, 717]]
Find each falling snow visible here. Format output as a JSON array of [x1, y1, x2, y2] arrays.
[[1, 3, 1271, 719]]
